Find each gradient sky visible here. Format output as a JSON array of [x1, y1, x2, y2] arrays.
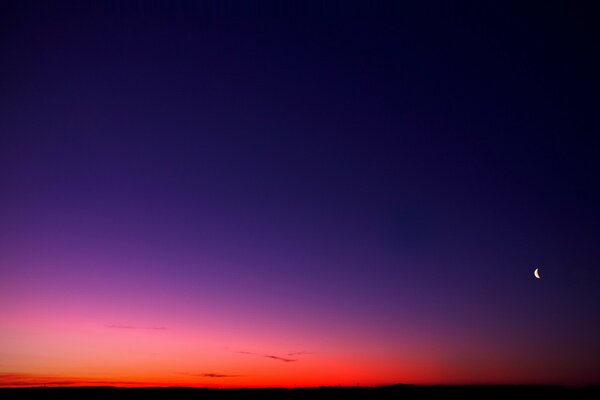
[[1, 0, 599, 388]]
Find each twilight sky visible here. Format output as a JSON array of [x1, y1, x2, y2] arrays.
[[1, 0, 599, 388]]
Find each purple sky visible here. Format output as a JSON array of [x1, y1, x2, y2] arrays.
[[0, 1, 599, 387]]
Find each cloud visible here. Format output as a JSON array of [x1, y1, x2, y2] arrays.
[[105, 324, 137, 330], [105, 324, 167, 330], [234, 351, 300, 362], [0, 373, 142, 388], [183, 373, 241, 378], [232, 349, 310, 362], [264, 355, 297, 362], [233, 350, 297, 362], [287, 351, 318, 356]]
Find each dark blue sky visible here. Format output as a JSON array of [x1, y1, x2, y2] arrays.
[[1, 1, 599, 386]]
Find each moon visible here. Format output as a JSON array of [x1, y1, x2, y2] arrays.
[[534, 268, 541, 279]]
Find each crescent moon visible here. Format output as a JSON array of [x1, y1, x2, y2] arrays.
[[534, 268, 541, 279]]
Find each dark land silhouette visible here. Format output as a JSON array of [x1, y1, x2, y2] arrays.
[[2, 385, 599, 400]]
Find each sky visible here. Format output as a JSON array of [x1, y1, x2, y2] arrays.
[[1, 0, 599, 388]]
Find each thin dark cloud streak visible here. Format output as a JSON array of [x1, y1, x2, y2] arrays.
[[264, 355, 297, 362], [233, 350, 298, 362], [0, 373, 143, 387], [182, 373, 242, 378], [287, 351, 318, 356], [105, 324, 167, 330]]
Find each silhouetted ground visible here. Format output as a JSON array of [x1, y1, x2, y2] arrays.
[[2, 385, 599, 400]]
